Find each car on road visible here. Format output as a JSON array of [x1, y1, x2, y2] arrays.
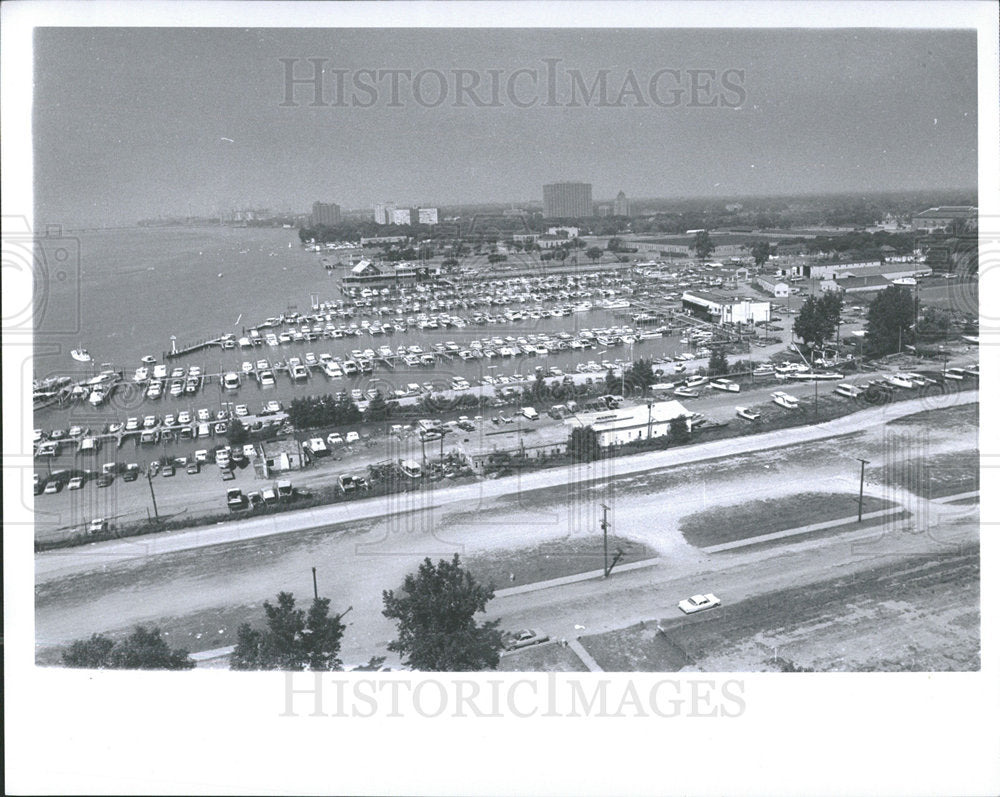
[[503, 629, 550, 651], [678, 593, 722, 614], [97, 474, 115, 488]]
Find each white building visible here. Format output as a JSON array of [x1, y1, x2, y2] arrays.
[[373, 202, 396, 225], [757, 275, 789, 298], [546, 226, 579, 238], [565, 400, 691, 447], [681, 291, 771, 325], [418, 207, 439, 225], [392, 208, 417, 225]]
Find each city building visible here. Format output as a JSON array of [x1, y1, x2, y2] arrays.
[[391, 208, 418, 226], [911, 206, 977, 233], [373, 202, 397, 225], [564, 400, 692, 447], [547, 226, 579, 238], [681, 291, 772, 325], [310, 202, 341, 227], [543, 182, 593, 218], [613, 191, 630, 217], [417, 207, 439, 225], [756, 275, 790, 298]]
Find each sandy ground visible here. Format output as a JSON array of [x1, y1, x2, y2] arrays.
[[35, 393, 978, 671]]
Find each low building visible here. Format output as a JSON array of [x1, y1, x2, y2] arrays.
[[756, 275, 789, 298], [911, 206, 977, 233], [564, 400, 691, 447], [681, 291, 771, 325], [259, 440, 304, 474], [547, 226, 579, 238], [819, 274, 891, 294]]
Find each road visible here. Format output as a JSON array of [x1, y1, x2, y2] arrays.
[[35, 390, 978, 668]]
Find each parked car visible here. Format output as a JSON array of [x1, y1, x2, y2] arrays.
[[67, 476, 85, 490], [186, 462, 201, 475], [678, 593, 722, 614], [161, 464, 176, 477], [97, 474, 114, 488], [345, 431, 360, 444], [503, 629, 550, 651], [122, 463, 140, 482]]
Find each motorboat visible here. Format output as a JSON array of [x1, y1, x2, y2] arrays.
[[71, 348, 92, 362]]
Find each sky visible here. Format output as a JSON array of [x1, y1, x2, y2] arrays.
[[33, 27, 978, 226]]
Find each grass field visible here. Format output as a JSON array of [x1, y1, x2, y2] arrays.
[[464, 535, 656, 590], [498, 641, 589, 672], [680, 492, 895, 548], [886, 402, 978, 430], [872, 449, 979, 500]]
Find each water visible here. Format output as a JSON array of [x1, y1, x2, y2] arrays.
[[33, 226, 702, 434]]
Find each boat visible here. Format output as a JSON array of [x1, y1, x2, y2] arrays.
[[787, 371, 846, 381], [71, 348, 92, 362], [709, 378, 741, 393], [140, 355, 156, 364], [834, 383, 864, 398], [685, 375, 709, 388], [673, 386, 700, 398], [771, 391, 800, 409]]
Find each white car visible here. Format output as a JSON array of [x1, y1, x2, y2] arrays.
[[195, 449, 209, 463], [235, 404, 249, 417], [197, 408, 211, 422], [678, 593, 722, 614], [345, 431, 360, 444], [264, 400, 282, 414], [177, 410, 192, 425], [124, 417, 140, 432]]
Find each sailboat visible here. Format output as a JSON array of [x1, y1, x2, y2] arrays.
[[70, 347, 92, 363]]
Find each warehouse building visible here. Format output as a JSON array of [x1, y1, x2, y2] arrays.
[[681, 291, 772, 325], [564, 400, 691, 447]]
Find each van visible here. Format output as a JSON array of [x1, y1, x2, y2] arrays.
[[521, 406, 539, 421]]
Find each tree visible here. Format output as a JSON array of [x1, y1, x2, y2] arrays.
[[567, 425, 601, 462], [364, 390, 391, 422], [750, 240, 771, 268], [227, 417, 249, 446], [667, 416, 691, 446], [793, 294, 840, 350], [865, 284, 915, 357], [63, 626, 195, 670], [382, 554, 503, 671], [586, 246, 603, 263], [689, 230, 715, 261], [230, 592, 345, 671], [707, 348, 729, 377], [625, 358, 656, 393]]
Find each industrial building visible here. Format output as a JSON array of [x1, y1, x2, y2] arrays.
[[681, 291, 772, 325], [756, 275, 789, 298], [564, 400, 691, 447], [911, 206, 977, 233]]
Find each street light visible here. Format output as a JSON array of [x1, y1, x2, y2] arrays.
[[855, 457, 870, 522]]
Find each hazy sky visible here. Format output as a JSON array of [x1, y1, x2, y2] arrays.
[[34, 28, 977, 226]]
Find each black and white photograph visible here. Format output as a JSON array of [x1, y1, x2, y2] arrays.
[[4, 2, 998, 795]]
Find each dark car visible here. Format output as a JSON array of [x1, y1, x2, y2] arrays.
[[97, 474, 114, 488], [221, 468, 236, 481], [122, 464, 140, 482]]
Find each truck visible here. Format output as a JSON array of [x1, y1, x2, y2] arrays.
[[521, 406, 539, 421]]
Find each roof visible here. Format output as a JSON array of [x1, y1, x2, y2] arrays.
[[566, 399, 691, 431], [914, 206, 976, 219], [835, 275, 891, 289], [351, 259, 379, 274]]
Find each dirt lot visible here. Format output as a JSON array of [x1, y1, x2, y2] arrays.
[[580, 548, 979, 672], [871, 448, 979, 500]]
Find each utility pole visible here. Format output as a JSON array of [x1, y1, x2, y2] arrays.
[[147, 468, 160, 522], [856, 458, 869, 522], [312, 566, 318, 600], [600, 503, 624, 577]]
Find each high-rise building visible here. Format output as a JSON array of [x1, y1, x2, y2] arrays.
[[543, 182, 593, 218], [311, 202, 342, 226], [418, 208, 439, 225], [392, 208, 418, 226], [373, 201, 397, 225], [613, 191, 630, 218]]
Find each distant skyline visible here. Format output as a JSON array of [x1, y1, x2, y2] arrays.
[[34, 28, 978, 227]]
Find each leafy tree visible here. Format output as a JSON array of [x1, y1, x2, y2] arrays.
[[793, 293, 842, 350], [382, 554, 503, 671], [689, 230, 715, 261], [230, 592, 345, 671], [567, 425, 601, 462], [364, 390, 391, 422], [227, 417, 249, 446], [63, 626, 194, 670], [530, 372, 548, 402], [707, 348, 729, 377], [750, 241, 771, 268], [625, 358, 656, 392], [667, 416, 691, 445], [865, 284, 915, 357], [586, 246, 603, 263]]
